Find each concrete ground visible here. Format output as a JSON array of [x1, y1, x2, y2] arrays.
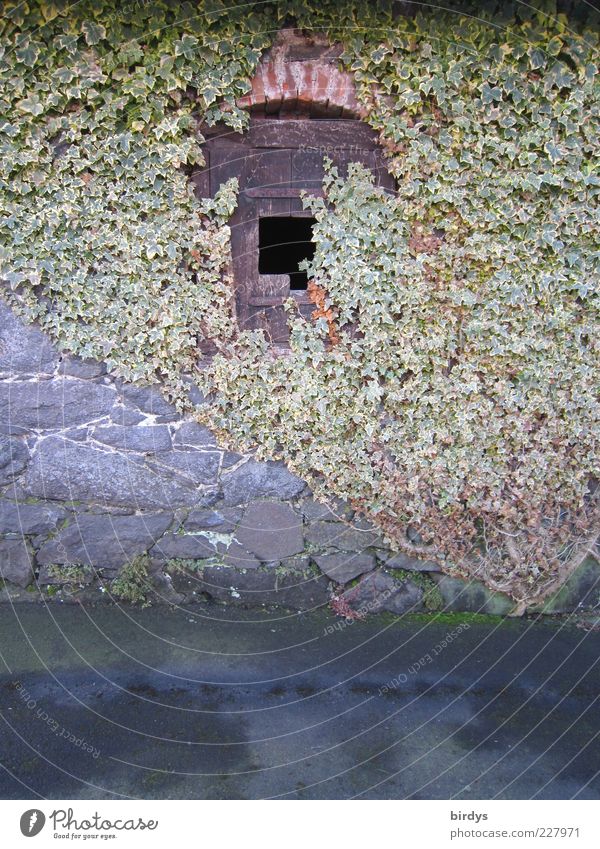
[[0, 602, 598, 800]]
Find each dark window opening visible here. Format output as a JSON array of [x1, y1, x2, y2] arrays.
[[258, 216, 316, 290]]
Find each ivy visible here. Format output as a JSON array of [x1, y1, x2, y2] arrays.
[[0, 1, 598, 604]]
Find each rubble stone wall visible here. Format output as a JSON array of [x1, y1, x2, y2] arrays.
[[1, 302, 598, 617]]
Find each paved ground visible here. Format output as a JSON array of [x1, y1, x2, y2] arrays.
[[0, 602, 598, 799]]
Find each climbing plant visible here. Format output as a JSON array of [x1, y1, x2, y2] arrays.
[[0, 0, 265, 389], [1, 1, 598, 604]]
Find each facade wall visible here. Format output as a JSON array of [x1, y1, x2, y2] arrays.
[[1, 29, 597, 617], [1, 301, 598, 615]]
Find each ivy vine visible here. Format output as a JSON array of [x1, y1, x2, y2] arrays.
[[1, 1, 598, 603]]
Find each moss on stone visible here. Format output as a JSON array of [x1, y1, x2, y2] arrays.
[[110, 555, 152, 607], [386, 568, 444, 612], [47, 563, 91, 585], [165, 558, 206, 574]]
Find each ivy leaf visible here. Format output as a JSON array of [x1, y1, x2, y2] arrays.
[[157, 55, 175, 79], [53, 33, 79, 53], [200, 83, 220, 105], [481, 83, 502, 104], [52, 67, 77, 84], [174, 34, 199, 60], [82, 21, 106, 46], [546, 62, 574, 90], [528, 48, 546, 70], [547, 36, 563, 57], [39, 2, 62, 23], [15, 42, 40, 67], [544, 141, 563, 163], [17, 95, 44, 115], [371, 45, 390, 65]]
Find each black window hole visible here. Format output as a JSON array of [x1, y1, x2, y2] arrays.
[[258, 216, 316, 290]]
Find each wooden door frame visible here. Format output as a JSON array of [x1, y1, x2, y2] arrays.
[[195, 118, 395, 343]]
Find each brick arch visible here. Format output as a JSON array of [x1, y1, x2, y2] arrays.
[[236, 29, 365, 119]]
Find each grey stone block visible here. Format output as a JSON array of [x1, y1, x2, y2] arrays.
[[0, 539, 34, 587], [22, 437, 219, 509], [149, 572, 186, 605], [61, 427, 88, 442], [0, 500, 67, 535], [193, 490, 221, 508], [285, 554, 312, 568], [220, 541, 261, 570], [36, 512, 173, 571], [221, 451, 243, 469], [305, 520, 382, 552], [314, 552, 376, 584], [58, 356, 106, 379], [92, 425, 172, 452], [110, 406, 147, 426], [182, 377, 206, 408], [199, 564, 330, 610], [432, 574, 516, 615], [0, 379, 117, 431], [0, 436, 29, 484], [0, 302, 58, 374], [382, 551, 441, 572], [0, 537, 34, 587], [150, 533, 216, 563], [302, 497, 354, 521], [235, 502, 304, 561], [184, 507, 241, 533], [166, 564, 208, 597], [172, 421, 216, 448], [118, 383, 179, 419], [339, 570, 424, 616], [529, 555, 600, 614], [222, 460, 305, 505], [148, 450, 221, 484]]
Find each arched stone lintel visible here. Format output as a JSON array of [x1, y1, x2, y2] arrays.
[[236, 29, 366, 119]]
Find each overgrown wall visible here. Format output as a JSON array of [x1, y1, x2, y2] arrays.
[[1, 2, 599, 614], [1, 301, 598, 616]]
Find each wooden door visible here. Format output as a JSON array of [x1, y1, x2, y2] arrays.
[[194, 119, 395, 344]]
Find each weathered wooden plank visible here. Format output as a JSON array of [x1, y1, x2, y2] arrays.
[[228, 193, 257, 332], [247, 295, 287, 307], [242, 149, 291, 191], [249, 275, 289, 300], [244, 187, 323, 198], [256, 197, 291, 217], [208, 144, 247, 195], [248, 274, 290, 341], [200, 115, 396, 344], [248, 290, 313, 307], [292, 148, 325, 189], [248, 119, 380, 150], [190, 150, 210, 199], [289, 291, 312, 305]]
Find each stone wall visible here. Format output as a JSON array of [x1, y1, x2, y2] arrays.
[[1, 301, 598, 616]]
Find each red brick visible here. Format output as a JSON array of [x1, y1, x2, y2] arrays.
[[236, 38, 362, 118], [250, 73, 265, 101], [316, 68, 330, 96], [281, 71, 297, 97]]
